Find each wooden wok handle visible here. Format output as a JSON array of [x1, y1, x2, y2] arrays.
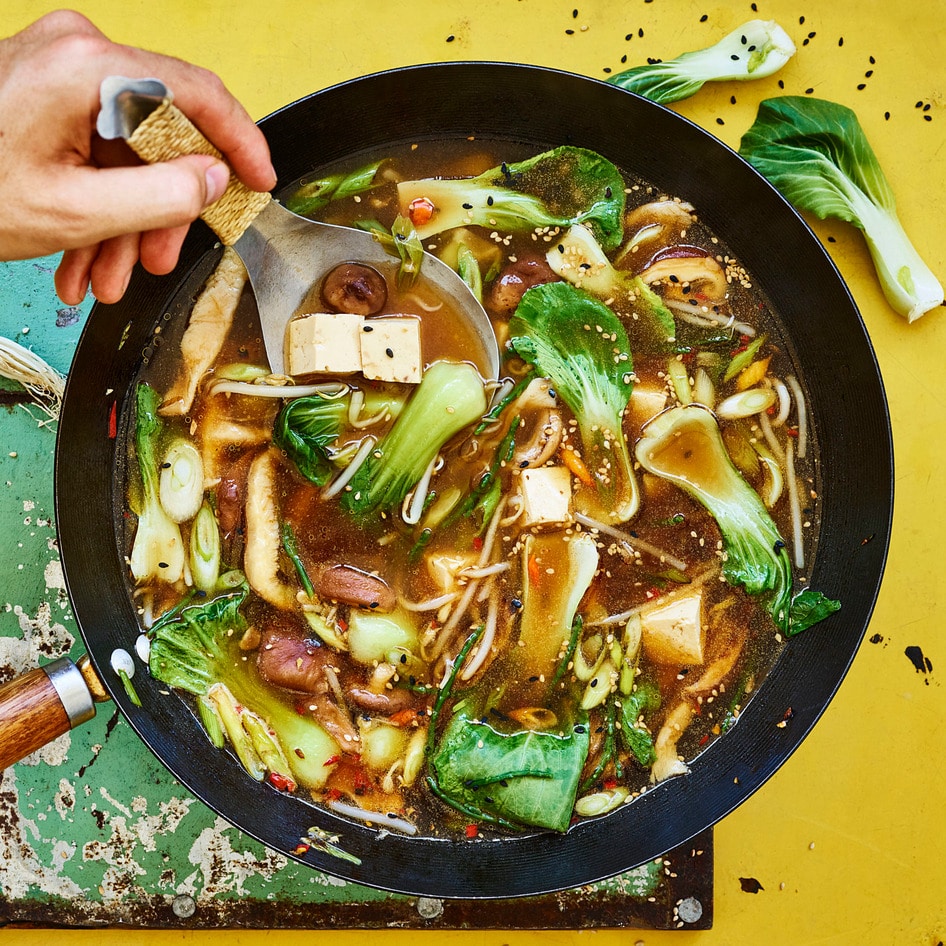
[[97, 77, 271, 245], [0, 658, 98, 770]]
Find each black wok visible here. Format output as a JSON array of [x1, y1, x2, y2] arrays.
[[50, 63, 892, 899]]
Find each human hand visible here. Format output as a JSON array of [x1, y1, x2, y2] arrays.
[[0, 10, 277, 304]]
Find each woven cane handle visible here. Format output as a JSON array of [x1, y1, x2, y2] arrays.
[[127, 98, 270, 245]]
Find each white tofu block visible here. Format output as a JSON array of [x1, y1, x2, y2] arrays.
[[520, 466, 572, 528], [641, 591, 704, 667], [287, 312, 364, 376], [360, 317, 422, 384]]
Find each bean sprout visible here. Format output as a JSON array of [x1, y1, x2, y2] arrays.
[[402, 454, 438, 525], [325, 799, 418, 835], [771, 378, 791, 427], [322, 436, 377, 500], [398, 591, 459, 612], [0, 336, 65, 422], [461, 587, 501, 680], [662, 298, 756, 337], [458, 561, 511, 580], [574, 513, 688, 573], [785, 374, 808, 458], [207, 379, 348, 399], [757, 409, 785, 463], [785, 438, 805, 569]]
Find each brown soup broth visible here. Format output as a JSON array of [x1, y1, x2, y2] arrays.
[[122, 137, 820, 837]]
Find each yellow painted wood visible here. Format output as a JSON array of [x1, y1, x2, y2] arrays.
[[3, 0, 945, 941]]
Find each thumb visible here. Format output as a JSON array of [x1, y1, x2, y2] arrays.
[[60, 155, 231, 248]]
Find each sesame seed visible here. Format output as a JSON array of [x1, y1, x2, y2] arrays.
[[700, 13, 708, 22], [446, 34, 455, 42]]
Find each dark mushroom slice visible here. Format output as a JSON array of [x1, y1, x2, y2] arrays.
[[486, 256, 558, 317], [320, 262, 388, 315], [315, 563, 396, 612]]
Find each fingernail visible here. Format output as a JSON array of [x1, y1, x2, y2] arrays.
[[204, 162, 230, 205]]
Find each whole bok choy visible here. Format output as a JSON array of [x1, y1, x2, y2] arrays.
[[739, 96, 944, 322]]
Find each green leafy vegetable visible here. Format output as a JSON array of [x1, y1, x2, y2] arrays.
[[608, 20, 795, 104], [739, 96, 944, 321], [273, 393, 350, 486], [509, 282, 639, 522], [129, 383, 185, 584], [285, 160, 384, 216], [546, 224, 676, 345], [787, 589, 842, 636], [429, 710, 590, 832], [149, 586, 339, 791], [397, 146, 626, 253], [618, 679, 660, 767], [636, 404, 839, 634], [189, 501, 221, 594], [341, 360, 487, 519]]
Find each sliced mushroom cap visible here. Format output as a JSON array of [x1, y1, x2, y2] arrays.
[[639, 252, 728, 306], [244, 448, 296, 610], [487, 256, 558, 317], [320, 262, 388, 315], [315, 563, 396, 612]]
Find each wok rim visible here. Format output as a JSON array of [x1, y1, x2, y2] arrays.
[[55, 61, 893, 899]]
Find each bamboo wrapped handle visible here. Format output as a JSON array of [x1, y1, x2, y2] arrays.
[[0, 658, 99, 770], [126, 97, 271, 246]]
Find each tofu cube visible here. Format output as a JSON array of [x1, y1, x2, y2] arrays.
[[520, 466, 572, 528], [360, 317, 422, 384], [641, 591, 705, 667], [287, 312, 363, 376]]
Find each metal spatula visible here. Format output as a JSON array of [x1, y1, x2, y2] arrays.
[[96, 77, 499, 379]]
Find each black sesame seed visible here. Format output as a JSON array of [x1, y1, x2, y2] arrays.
[[857, 83, 866, 90], [625, 33, 632, 40], [751, 1, 757, 9], [805, 88, 814, 95], [916, 100, 924, 108], [730, 53, 740, 60], [558, 244, 565, 253], [462, 202, 473, 209], [799, 15, 805, 24], [747, 45, 756, 51], [369, 601, 379, 609], [510, 598, 522, 610], [884, 111, 891, 120], [730, 95, 737, 104], [838, 36, 844, 46], [385, 348, 394, 358], [808, 31, 816, 38], [870, 55, 876, 64], [621, 54, 627, 63], [924, 114, 933, 122], [716, 118, 725, 126], [572, 8, 578, 16], [574, 725, 586, 734], [669, 274, 680, 282], [700, 14, 708, 22], [158, 562, 168, 569], [446, 34, 455, 42], [865, 70, 873, 78], [741, 34, 747, 44], [827, 236, 836, 243], [528, 675, 540, 683], [778, 79, 785, 89], [802, 38, 809, 46], [605, 185, 613, 198], [487, 195, 494, 206], [603, 67, 612, 74], [519, 460, 530, 469], [161, 461, 171, 469], [565, 28, 574, 34], [363, 325, 373, 332], [638, 27, 644, 37], [923, 103, 931, 111]]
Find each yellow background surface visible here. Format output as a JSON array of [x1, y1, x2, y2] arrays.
[[3, 0, 945, 942]]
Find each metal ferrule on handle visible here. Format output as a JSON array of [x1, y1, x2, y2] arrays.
[[44, 657, 96, 728]]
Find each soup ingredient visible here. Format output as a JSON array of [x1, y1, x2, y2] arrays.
[[189, 501, 222, 594], [160, 247, 246, 417], [129, 383, 185, 584], [340, 360, 487, 519], [636, 404, 839, 635], [110, 648, 142, 707], [148, 585, 340, 791], [244, 447, 297, 610], [158, 440, 204, 523], [739, 97, 944, 322], [397, 146, 626, 253], [274, 393, 350, 486], [546, 224, 676, 342], [607, 20, 795, 105], [509, 282, 639, 522], [320, 263, 388, 316], [285, 159, 384, 216], [429, 708, 590, 832]]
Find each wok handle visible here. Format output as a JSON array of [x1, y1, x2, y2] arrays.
[[0, 658, 97, 770], [97, 76, 271, 245]]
